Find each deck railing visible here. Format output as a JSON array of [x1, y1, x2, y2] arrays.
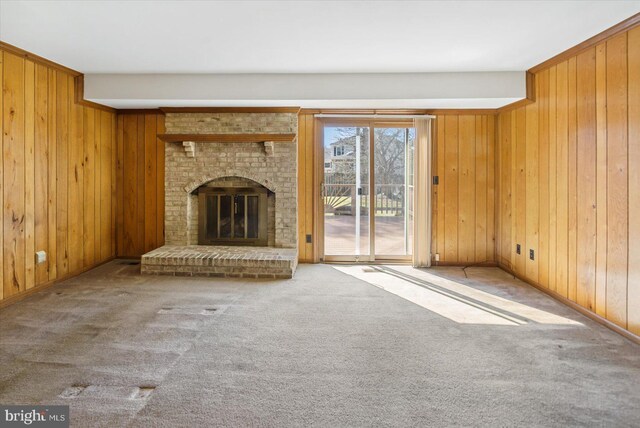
[[323, 183, 412, 217]]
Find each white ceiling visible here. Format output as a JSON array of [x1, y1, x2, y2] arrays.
[[1, 0, 639, 74], [1, 0, 638, 108]]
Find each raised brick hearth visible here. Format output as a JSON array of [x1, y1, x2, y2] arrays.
[[141, 245, 297, 279], [140, 111, 298, 279]]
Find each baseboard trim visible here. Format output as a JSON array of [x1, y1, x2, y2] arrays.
[[0, 256, 116, 310], [498, 264, 640, 346], [433, 261, 498, 267]]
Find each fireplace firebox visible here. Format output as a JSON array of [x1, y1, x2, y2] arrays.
[[198, 187, 268, 246]]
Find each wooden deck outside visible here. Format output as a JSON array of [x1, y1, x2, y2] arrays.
[[324, 215, 413, 257]]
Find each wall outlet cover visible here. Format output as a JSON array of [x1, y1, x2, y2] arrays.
[[35, 250, 47, 264]]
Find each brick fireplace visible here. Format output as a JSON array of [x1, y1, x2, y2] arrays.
[[141, 111, 299, 278]]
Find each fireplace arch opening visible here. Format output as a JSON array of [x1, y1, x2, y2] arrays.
[[193, 176, 275, 247]]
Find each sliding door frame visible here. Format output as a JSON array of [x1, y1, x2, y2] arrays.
[[317, 117, 414, 263]]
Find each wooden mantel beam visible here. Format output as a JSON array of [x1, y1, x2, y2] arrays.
[[157, 133, 297, 143]]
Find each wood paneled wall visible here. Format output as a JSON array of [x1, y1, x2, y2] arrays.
[[296, 113, 496, 264], [496, 26, 640, 335], [115, 113, 165, 258], [432, 114, 496, 264], [297, 114, 317, 263], [0, 48, 116, 305]]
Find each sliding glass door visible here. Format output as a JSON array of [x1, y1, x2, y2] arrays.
[[322, 125, 371, 261], [373, 127, 415, 259], [322, 121, 414, 262]]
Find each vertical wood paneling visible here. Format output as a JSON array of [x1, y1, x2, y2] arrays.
[[538, 69, 549, 288], [136, 116, 145, 256], [111, 115, 117, 253], [443, 116, 459, 261], [567, 57, 578, 302], [595, 43, 608, 317], [83, 106, 95, 266], [548, 66, 558, 293], [0, 46, 116, 306], [425, 114, 495, 264], [497, 25, 639, 337], [486, 116, 495, 260], [475, 116, 487, 261], [435, 116, 446, 261], [296, 114, 316, 263], [431, 120, 438, 256], [295, 113, 320, 263], [116, 116, 124, 256], [605, 33, 628, 328], [114, 113, 166, 258], [555, 61, 569, 297], [93, 110, 101, 261], [458, 115, 475, 263], [47, 69, 57, 281], [122, 115, 137, 256], [100, 110, 112, 259], [498, 111, 512, 268], [628, 26, 640, 335], [68, 76, 84, 273], [3, 52, 25, 297], [24, 60, 35, 291], [525, 100, 539, 282], [576, 48, 597, 311], [515, 107, 526, 275], [34, 63, 48, 284], [55, 71, 69, 277]]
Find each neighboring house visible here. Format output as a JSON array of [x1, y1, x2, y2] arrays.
[[324, 129, 409, 187], [324, 135, 356, 176]]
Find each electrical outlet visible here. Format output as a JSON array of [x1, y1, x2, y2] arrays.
[[35, 250, 47, 264], [529, 249, 535, 260], [516, 244, 521, 255], [305, 234, 312, 244], [434, 253, 440, 262]]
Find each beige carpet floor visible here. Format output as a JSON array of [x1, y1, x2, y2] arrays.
[[0, 261, 639, 427]]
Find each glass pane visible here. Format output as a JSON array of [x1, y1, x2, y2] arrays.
[[374, 127, 415, 256], [219, 195, 232, 238], [247, 196, 259, 239], [234, 195, 246, 238], [323, 126, 370, 257], [205, 195, 218, 239]]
